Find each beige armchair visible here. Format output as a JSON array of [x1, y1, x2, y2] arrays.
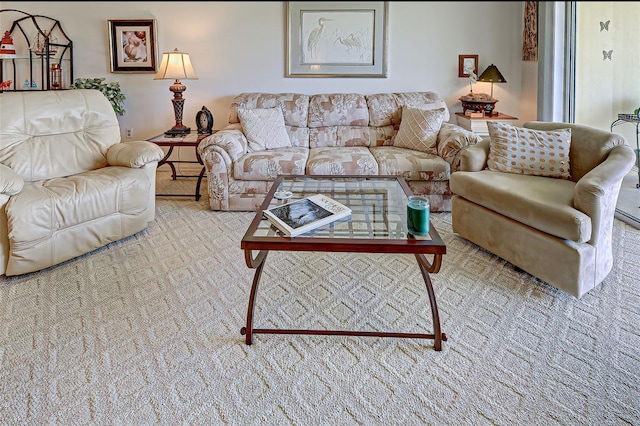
[[450, 121, 636, 298], [0, 89, 164, 276]]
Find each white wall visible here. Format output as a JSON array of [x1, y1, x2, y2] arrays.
[[576, 2, 640, 149], [2, 2, 535, 143]]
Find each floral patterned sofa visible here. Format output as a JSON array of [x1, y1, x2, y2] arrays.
[[197, 92, 482, 211]]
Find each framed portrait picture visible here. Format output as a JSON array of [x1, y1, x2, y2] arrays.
[[108, 19, 157, 73], [458, 54, 478, 77], [286, 1, 388, 78]]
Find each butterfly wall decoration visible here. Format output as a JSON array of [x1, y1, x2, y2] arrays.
[[600, 20, 610, 31], [603, 50, 613, 61]]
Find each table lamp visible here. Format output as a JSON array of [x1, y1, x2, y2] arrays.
[[154, 48, 198, 136], [477, 64, 506, 115]]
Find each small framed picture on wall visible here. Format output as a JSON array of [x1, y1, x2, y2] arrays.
[[108, 19, 158, 73], [458, 54, 478, 77]]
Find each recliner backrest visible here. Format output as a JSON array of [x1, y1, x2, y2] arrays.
[[0, 89, 120, 182]]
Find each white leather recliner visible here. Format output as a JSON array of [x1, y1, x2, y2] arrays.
[[0, 89, 164, 276]]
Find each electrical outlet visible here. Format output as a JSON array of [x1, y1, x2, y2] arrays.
[[125, 128, 133, 139]]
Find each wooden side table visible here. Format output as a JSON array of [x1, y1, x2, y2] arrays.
[[455, 112, 518, 138], [147, 131, 214, 201]]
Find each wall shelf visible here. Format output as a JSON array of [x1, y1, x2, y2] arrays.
[[0, 9, 73, 91]]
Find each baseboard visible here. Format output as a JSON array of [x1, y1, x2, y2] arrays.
[[157, 163, 204, 175], [615, 208, 640, 229]]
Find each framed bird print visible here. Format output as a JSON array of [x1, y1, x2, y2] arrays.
[[286, 2, 388, 77]]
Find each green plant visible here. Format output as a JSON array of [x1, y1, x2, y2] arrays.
[[70, 77, 126, 115]]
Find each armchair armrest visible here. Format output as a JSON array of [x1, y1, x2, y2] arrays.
[[437, 123, 483, 171], [574, 144, 636, 245], [107, 140, 165, 168], [0, 163, 24, 196], [456, 138, 490, 172]]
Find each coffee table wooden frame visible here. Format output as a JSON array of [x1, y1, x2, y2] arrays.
[[240, 175, 447, 350]]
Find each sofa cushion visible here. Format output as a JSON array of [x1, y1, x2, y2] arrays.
[[306, 147, 379, 175], [309, 126, 371, 148], [393, 107, 445, 154], [308, 93, 369, 127], [366, 92, 450, 127], [370, 146, 450, 180], [450, 169, 591, 242], [487, 121, 572, 179], [238, 107, 292, 152], [233, 147, 309, 180], [230, 93, 310, 128]]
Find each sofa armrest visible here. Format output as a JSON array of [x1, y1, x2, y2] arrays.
[[0, 164, 24, 196], [197, 125, 247, 162], [107, 140, 165, 168], [574, 144, 636, 245], [437, 123, 483, 171], [456, 138, 490, 172]]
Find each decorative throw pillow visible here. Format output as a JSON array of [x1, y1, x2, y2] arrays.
[[487, 121, 572, 179], [237, 107, 292, 152], [393, 106, 446, 154]]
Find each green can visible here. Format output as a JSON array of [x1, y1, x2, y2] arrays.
[[407, 195, 430, 236]]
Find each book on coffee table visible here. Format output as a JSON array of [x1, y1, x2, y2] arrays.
[[263, 194, 352, 237]]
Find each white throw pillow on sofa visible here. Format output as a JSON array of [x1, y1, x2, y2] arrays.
[[237, 107, 292, 152], [393, 106, 446, 154]]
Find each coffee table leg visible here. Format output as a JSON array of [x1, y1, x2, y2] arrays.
[[241, 250, 269, 345], [415, 253, 446, 351]]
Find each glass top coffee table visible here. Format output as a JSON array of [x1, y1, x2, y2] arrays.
[[240, 175, 447, 350]]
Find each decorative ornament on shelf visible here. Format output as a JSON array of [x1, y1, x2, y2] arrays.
[[50, 64, 62, 90], [29, 29, 58, 56], [0, 30, 16, 58], [0, 80, 12, 92]]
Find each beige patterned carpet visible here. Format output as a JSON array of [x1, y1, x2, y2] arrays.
[[1, 171, 639, 425]]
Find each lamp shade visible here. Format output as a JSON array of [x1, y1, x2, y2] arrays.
[[154, 48, 198, 81], [477, 64, 506, 83]]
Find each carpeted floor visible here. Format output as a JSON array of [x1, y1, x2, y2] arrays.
[[1, 171, 639, 425]]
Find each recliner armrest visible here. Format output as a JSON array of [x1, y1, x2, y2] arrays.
[[107, 140, 165, 168], [0, 164, 24, 196], [457, 138, 490, 172]]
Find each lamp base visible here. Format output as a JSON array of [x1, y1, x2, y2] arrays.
[[164, 125, 191, 137]]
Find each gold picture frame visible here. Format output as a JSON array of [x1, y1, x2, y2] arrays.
[[286, 1, 388, 78], [108, 19, 157, 73]]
